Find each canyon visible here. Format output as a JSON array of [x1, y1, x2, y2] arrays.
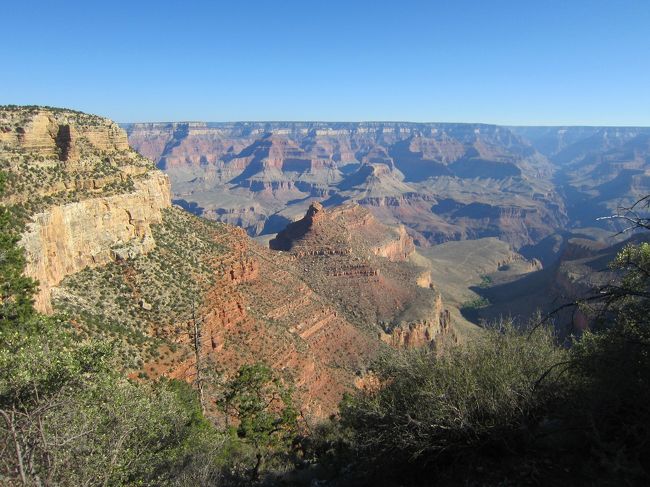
[[4, 106, 650, 415], [124, 121, 565, 248], [2, 107, 458, 417], [122, 121, 650, 333], [124, 122, 650, 253]]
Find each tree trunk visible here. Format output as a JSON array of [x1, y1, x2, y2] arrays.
[[252, 452, 264, 482]]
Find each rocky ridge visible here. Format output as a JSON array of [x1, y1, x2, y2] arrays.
[[270, 202, 456, 349], [125, 121, 565, 249]]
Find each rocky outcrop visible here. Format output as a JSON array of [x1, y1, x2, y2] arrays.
[[380, 294, 455, 348], [269, 202, 455, 349], [20, 172, 171, 311], [372, 224, 415, 261], [270, 202, 415, 261], [1, 108, 130, 168], [269, 202, 328, 252], [1, 107, 171, 312], [379, 294, 458, 348]]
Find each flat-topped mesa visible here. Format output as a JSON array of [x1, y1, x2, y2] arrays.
[[1, 106, 171, 312]]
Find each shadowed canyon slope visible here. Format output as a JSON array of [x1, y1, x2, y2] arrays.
[[2, 106, 458, 416], [511, 126, 650, 230]]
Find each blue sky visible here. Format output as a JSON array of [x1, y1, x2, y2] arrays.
[[2, 0, 649, 125]]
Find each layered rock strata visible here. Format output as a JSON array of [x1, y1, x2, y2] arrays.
[[21, 173, 170, 311], [269, 202, 456, 349], [1, 106, 170, 311]]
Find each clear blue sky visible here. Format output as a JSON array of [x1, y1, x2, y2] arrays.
[[2, 0, 649, 125]]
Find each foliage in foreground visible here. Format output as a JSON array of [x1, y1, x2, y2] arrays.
[[0, 316, 226, 486], [219, 363, 299, 482], [0, 173, 228, 486], [303, 241, 650, 485], [3, 162, 650, 486], [340, 322, 567, 466]]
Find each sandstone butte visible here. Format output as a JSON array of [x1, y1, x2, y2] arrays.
[[1, 106, 456, 417]]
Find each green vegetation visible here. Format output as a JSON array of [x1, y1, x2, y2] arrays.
[[0, 317, 228, 485], [478, 274, 492, 287], [53, 208, 227, 368], [0, 174, 37, 326], [219, 363, 298, 482], [461, 295, 490, 309], [340, 322, 566, 463]]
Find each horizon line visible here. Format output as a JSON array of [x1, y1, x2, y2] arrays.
[[117, 120, 650, 129], [2, 105, 649, 128]]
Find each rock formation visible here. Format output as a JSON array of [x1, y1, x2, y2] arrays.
[[124, 121, 567, 248], [21, 172, 170, 311], [1, 107, 130, 167], [1, 106, 170, 312], [269, 202, 456, 349]]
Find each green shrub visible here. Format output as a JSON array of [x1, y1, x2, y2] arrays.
[[218, 363, 298, 482], [339, 322, 567, 470], [461, 296, 490, 310]]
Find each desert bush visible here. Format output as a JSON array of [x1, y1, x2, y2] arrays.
[[563, 241, 650, 480], [338, 321, 568, 473], [218, 363, 299, 482], [0, 312, 230, 486]]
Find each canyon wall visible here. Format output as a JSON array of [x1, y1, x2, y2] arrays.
[[21, 173, 171, 311], [125, 120, 566, 248], [1, 106, 172, 312]]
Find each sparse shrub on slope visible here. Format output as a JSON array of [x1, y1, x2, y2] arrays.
[[53, 207, 227, 369], [0, 174, 228, 486], [566, 241, 650, 481], [338, 322, 567, 473]]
